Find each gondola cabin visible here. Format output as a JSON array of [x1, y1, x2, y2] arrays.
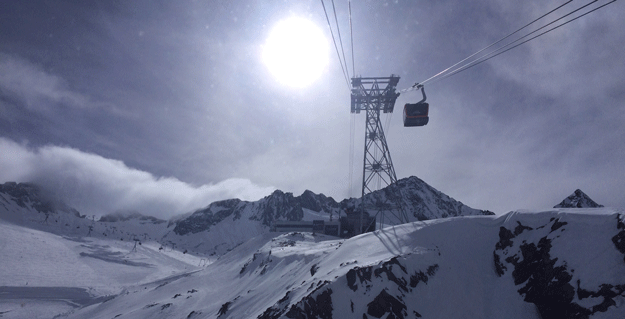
[[403, 102, 429, 127]]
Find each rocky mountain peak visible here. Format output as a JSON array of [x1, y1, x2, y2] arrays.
[[0, 182, 46, 209], [0, 181, 79, 216], [554, 189, 604, 208]]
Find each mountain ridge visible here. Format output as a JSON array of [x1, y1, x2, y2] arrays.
[[1, 176, 492, 257], [173, 176, 494, 237]]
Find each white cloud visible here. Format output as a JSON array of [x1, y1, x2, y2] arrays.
[[0, 54, 122, 114], [0, 137, 275, 219], [0, 55, 89, 110]]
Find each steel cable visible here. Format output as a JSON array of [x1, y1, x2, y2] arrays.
[[400, 0, 617, 92], [425, 0, 615, 86], [412, 0, 574, 90], [321, 0, 351, 90], [331, 0, 351, 80]]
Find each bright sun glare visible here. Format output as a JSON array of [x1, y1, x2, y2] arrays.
[[263, 17, 329, 88]]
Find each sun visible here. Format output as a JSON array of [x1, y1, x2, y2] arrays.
[[262, 17, 329, 88]]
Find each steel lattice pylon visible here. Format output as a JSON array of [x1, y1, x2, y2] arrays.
[[351, 75, 409, 232]]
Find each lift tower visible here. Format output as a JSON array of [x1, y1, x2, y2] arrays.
[[351, 75, 408, 231]]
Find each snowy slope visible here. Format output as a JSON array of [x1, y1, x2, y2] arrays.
[[0, 221, 200, 291], [0, 183, 204, 318], [63, 208, 625, 319], [0, 219, 202, 318]]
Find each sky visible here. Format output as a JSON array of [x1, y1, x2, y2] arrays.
[[1, 0, 624, 219]]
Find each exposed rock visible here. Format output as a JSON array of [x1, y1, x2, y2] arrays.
[[172, 176, 492, 237], [173, 198, 243, 235], [285, 287, 333, 319], [366, 289, 407, 319], [0, 181, 82, 217], [494, 217, 625, 318], [612, 214, 625, 263], [554, 189, 604, 208], [99, 211, 165, 224]]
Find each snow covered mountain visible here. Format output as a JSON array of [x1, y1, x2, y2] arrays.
[[341, 176, 493, 221], [164, 176, 493, 255], [0, 176, 491, 256], [554, 189, 605, 208], [2, 181, 624, 318], [63, 209, 625, 319], [0, 181, 170, 242]]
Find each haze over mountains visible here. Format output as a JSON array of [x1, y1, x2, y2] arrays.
[[1, 178, 623, 318]]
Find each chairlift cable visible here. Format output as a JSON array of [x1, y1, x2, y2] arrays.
[[426, 0, 614, 86], [331, 0, 351, 79], [321, 0, 351, 90], [410, 0, 574, 90]]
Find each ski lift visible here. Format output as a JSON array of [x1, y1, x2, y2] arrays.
[[403, 85, 429, 127]]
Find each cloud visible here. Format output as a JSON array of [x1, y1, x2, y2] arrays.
[[0, 55, 87, 110], [0, 137, 275, 219], [0, 54, 119, 113]]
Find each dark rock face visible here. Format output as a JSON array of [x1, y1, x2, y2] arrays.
[[173, 199, 243, 235], [173, 176, 492, 236], [0, 181, 82, 217], [612, 215, 625, 263], [258, 285, 333, 319], [346, 257, 438, 296], [258, 291, 293, 319], [173, 190, 340, 235], [0, 182, 45, 209], [339, 176, 493, 221], [494, 216, 625, 319], [285, 287, 333, 319], [217, 301, 231, 317], [252, 190, 306, 226], [366, 289, 406, 319], [261, 256, 439, 319], [554, 189, 604, 208], [99, 212, 165, 224], [346, 267, 373, 292]]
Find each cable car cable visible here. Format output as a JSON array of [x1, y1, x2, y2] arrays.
[[321, 0, 351, 90], [427, 0, 602, 85], [400, 0, 616, 92], [410, 0, 574, 90], [349, 0, 355, 78], [349, 113, 356, 197], [331, 0, 351, 80], [425, 0, 615, 87]]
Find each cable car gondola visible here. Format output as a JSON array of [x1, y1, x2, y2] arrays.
[[403, 85, 429, 127]]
